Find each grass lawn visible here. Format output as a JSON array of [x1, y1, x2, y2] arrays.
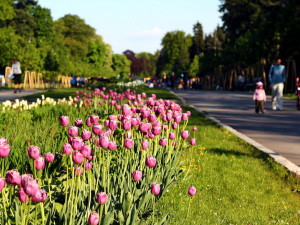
[[23, 86, 179, 100], [284, 93, 298, 99], [157, 106, 300, 224]]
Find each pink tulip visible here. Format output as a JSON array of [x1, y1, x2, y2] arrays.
[[6, 169, 21, 185], [82, 129, 92, 140], [122, 120, 131, 130], [80, 145, 91, 158], [151, 183, 160, 195], [0, 177, 5, 192], [139, 123, 149, 133], [159, 137, 167, 146], [44, 153, 55, 163], [169, 132, 175, 140], [63, 143, 73, 155], [142, 140, 149, 150], [18, 188, 29, 203], [68, 136, 73, 144], [181, 130, 190, 139], [85, 161, 92, 170], [141, 92, 146, 98], [124, 138, 134, 149], [152, 126, 161, 136], [32, 189, 48, 202], [190, 138, 196, 146], [172, 141, 178, 146], [71, 137, 83, 150], [96, 192, 108, 204], [75, 118, 84, 128], [163, 124, 168, 131], [75, 91, 79, 95], [88, 212, 99, 225], [27, 145, 40, 159], [90, 115, 99, 124], [188, 186, 196, 196], [172, 122, 178, 129], [108, 140, 117, 151], [109, 120, 118, 130], [86, 117, 92, 127], [24, 178, 39, 196], [92, 124, 102, 135], [68, 126, 79, 137], [174, 116, 181, 123], [182, 113, 188, 121], [148, 114, 156, 122], [99, 136, 109, 148], [72, 151, 84, 164], [0, 144, 10, 158], [74, 165, 83, 176], [20, 174, 33, 188], [0, 137, 7, 145], [145, 156, 156, 168], [187, 111, 191, 117], [35, 156, 45, 170], [60, 116, 69, 127], [122, 104, 131, 115], [132, 170, 142, 181]]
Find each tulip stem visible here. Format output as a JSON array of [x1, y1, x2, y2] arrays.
[[152, 196, 155, 225], [1, 158, 4, 177], [99, 204, 104, 224], [2, 192, 8, 223], [185, 197, 192, 222], [40, 202, 45, 225], [33, 160, 37, 179], [25, 198, 32, 225]]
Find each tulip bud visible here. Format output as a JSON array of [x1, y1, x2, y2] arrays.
[[88, 212, 99, 225], [82, 129, 92, 140], [169, 132, 175, 140], [71, 137, 83, 150], [152, 126, 161, 136], [159, 138, 167, 146], [32, 189, 48, 202], [6, 169, 21, 185], [92, 124, 102, 135], [99, 136, 109, 148], [151, 183, 160, 195], [74, 165, 83, 176], [193, 126, 197, 131], [181, 130, 190, 140], [132, 170, 142, 181], [86, 117, 92, 127], [35, 156, 45, 171], [85, 161, 92, 170], [108, 140, 117, 151], [172, 122, 178, 129], [80, 145, 91, 158], [18, 188, 29, 203], [27, 145, 40, 159], [0, 177, 5, 192], [72, 151, 84, 164], [188, 186, 196, 196], [190, 138, 196, 146], [63, 143, 72, 155], [23, 177, 39, 196], [60, 116, 69, 127], [68, 126, 79, 137], [96, 192, 108, 204], [142, 140, 149, 150], [124, 138, 134, 149], [90, 115, 99, 124], [182, 113, 188, 121], [145, 156, 156, 168], [75, 118, 83, 128], [0, 144, 10, 158], [44, 153, 55, 162]]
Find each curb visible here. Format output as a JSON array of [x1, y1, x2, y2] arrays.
[[171, 90, 300, 176]]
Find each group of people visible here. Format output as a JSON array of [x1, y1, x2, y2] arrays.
[[253, 58, 286, 113]]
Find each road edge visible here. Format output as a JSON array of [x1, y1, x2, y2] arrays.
[[171, 90, 300, 176]]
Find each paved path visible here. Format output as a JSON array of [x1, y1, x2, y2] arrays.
[[174, 90, 300, 166], [0, 90, 43, 102]]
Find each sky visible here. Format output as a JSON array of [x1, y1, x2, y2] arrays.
[[38, 0, 222, 54]]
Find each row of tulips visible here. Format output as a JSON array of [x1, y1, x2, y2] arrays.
[[0, 87, 197, 224]]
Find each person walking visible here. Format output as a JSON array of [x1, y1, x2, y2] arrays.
[[268, 58, 286, 110], [11, 57, 22, 93], [253, 81, 266, 114]]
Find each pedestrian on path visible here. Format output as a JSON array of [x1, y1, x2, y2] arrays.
[[253, 81, 266, 114], [11, 57, 22, 93], [268, 58, 286, 110]]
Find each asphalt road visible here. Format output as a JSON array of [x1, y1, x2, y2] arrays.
[[174, 90, 300, 166], [0, 90, 43, 102]]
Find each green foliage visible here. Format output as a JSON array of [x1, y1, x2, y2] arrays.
[[0, 0, 15, 22], [112, 54, 131, 78]]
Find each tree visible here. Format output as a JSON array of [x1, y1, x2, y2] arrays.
[[188, 55, 199, 77], [112, 54, 131, 78], [190, 22, 205, 59], [32, 5, 54, 42], [0, 0, 15, 24]]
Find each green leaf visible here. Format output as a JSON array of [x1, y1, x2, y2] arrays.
[[103, 211, 114, 225], [154, 214, 169, 225], [55, 202, 63, 214], [122, 192, 133, 216]]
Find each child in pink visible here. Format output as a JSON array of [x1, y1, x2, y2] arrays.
[[253, 82, 266, 113]]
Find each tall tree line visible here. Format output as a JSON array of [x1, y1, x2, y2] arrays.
[[0, 0, 131, 79]]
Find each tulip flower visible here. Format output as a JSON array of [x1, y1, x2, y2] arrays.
[[109, 120, 118, 130], [190, 138, 196, 146], [0, 137, 7, 145], [159, 138, 167, 146], [24, 177, 39, 196], [35, 156, 45, 170], [122, 104, 131, 115], [188, 186, 196, 196], [44, 153, 55, 162], [92, 124, 102, 135], [32, 189, 48, 202], [132, 170, 142, 181], [152, 126, 161, 136], [122, 120, 131, 130], [151, 183, 160, 195], [85, 161, 92, 170], [74, 166, 83, 176], [172, 141, 178, 146], [181, 130, 190, 139], [0, 143, 10, 158], [63, 143, 73, 155], [182, 113, 188, 121], [187, 111, 191, 117], [108, 140, 117, 151], [71, 137, 83, 150], [99, 136, 109, 148], [72, 151, 84, 164], [0, 177, 5, 192], [172, 122, 178, 129], [82, 129, 92, 140], [88, 212, 99, 225], [145, 156, 156, 168], [75, 118, 84, 128], [20, 174, 33, 188], [124, 138, 134, 149], [96, 192, 108, 204], [139, 123, 149, 133], [18, 188, 29, 203], [6, 169, 21, 185], [60, 116, 70, 127], [142, 140, 149, 150], [28, 145, 40, 159], [80, 144, 92, 158], [193, 126, 197, 131], [68, 126, 79, 137], [86, 117, 92, 127], [90, 115, 99, 124]]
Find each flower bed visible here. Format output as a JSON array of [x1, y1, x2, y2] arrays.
[[0, 88, 196, 224]]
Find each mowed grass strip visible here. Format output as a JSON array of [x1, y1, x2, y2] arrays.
[[157, 106, 300, 224]]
